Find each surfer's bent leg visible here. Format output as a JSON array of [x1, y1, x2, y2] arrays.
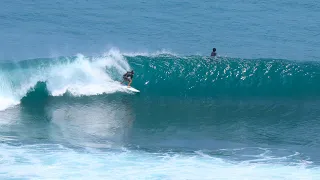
[[127, 78, 132, 87]]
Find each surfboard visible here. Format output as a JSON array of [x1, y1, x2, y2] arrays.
[[122, 85, 140, 93], [117, 81, 140, 93]]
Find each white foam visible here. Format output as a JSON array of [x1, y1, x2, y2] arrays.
[[121, 48, 179, 57], [0, 49, 133, 111], [0, 144, 319, 180], [0, 74, 20, 111], [0, 97, 19, 111]]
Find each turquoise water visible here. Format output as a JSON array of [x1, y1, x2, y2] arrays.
[[1, 0, 320, 179]]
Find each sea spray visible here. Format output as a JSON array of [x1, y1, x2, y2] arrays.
[[0, 50, 131, 111]]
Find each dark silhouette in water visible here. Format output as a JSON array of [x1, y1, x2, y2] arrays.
[[211, 48, 217, 57]]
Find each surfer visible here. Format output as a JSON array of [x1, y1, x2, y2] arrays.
[[211, 48, 217, 57], [121, 70, 134, 87]]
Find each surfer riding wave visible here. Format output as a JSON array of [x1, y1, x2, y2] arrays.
[[121, 70, 134, 87]]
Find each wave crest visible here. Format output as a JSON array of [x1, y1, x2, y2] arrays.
[[0, 50, 131, 111]]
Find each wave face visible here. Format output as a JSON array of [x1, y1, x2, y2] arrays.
[[127, 55, 320, 97], [1, 51, 320, 111]]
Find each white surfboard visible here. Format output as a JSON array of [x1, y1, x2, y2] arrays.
[[117, 81, 140, 93], [123, 85, 140, 93]]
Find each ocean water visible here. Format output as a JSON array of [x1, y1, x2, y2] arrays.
[[1, 0, 320, 179]]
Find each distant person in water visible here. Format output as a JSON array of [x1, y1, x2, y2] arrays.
[[211, 48, 217, 57], [121, 70, 134, 87]]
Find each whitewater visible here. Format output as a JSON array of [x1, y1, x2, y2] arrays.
[[1, 144, 319, 179], [0, 50, 133, 111]]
